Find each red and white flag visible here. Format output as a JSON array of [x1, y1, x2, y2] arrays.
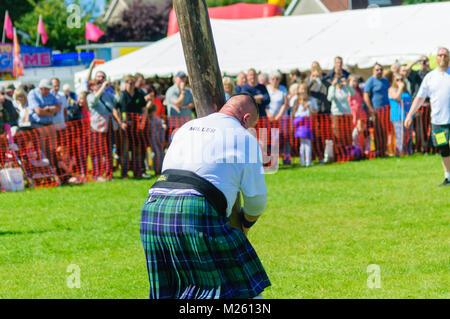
[[85, 22, 104, 42], [12, 28, 24, 78], [3, 10, 13, 41], [37, 14, 48, 45]]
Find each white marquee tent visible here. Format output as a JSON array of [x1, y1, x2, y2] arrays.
[[74, 2, 450, 85]]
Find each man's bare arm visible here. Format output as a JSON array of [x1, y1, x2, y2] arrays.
[[87, 59, 96, 82], [34, 105, 59, 117], [404, 96, 426, 128], [363, 92, 376, 116]]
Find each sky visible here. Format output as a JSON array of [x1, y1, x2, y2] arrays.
[[80, 0, 106, 18]]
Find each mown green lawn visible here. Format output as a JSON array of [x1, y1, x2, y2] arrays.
[[0, 154, 448, 298]]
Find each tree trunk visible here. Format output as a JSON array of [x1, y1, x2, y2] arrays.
[[174, 0, 242, 231], [173, 0, 225, 117]]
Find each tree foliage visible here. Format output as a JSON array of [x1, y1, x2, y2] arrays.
[[0, 0, 44, 22], [15, 0, 95, 52], [100, 0, 172, 43]]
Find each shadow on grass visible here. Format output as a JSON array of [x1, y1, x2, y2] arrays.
[[0, 227, 73, 237]]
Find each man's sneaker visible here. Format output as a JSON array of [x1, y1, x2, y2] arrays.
[[438, 178, 450, 187]]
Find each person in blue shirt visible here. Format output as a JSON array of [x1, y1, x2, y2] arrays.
[[28, 79, 60, 128], [27, 79, 61, 168], [363, 64, 391, 157], [234, 72, 247, 94], [364, 64, 390, 113], [240, 68, 270, 117], [389, 74, 412, 155]]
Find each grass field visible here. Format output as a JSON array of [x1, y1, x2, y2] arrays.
[[0, 154, 449, 299]]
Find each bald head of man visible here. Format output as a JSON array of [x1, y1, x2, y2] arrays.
[[219, 94, 259, 129]]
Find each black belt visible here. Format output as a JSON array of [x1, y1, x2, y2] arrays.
[[150, 169, 227, 217]]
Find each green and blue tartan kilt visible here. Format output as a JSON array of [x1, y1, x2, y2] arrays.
[[140, 193, 271, 299]]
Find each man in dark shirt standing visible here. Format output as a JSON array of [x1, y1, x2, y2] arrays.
[[234, 71, 247, 94], [404, 56, 431, 152], [306, 68, 331, 114], [116, 74, 148, 178], [240, 68, 270, 117], [405, 56, 431, 98], [323, 56, 350, 86], [0, 87, 18, 127]]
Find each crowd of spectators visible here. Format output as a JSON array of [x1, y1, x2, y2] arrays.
[[0, 53, 442, 188], [218, 55, 437, 165]]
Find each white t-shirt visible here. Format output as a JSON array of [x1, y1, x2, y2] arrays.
[[12, 101, 30, 128], [417, 68, 450, 125], [160, 112, 267, 217], [267, 85, 288, 117]]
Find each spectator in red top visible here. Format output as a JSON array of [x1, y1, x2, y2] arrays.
[[324, 56, 350, 86], [348, 75, 364, 127], [348, 74, 367, 152], [143, 85, 165, 120], [142, 87, 165, 176]]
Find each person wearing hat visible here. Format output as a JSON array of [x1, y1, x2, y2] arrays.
[[140, 93, 270, 299], [164, 71, 195, 118], [28, 79, 60, 128], [28, 79, 61, 167]]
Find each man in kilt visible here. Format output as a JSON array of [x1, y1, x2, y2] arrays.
[[140, 93, 270, 299]]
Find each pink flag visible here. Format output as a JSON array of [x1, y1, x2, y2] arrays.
[[37, 15, 48, 44], [85, 22, 104, 42], [3, 11, 13, 40]]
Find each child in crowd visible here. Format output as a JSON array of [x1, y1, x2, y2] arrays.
[[55, 145, 78, 185], [22, 140, 58, 187], [348, 75, 368, 156], [287, 83, 299, 116], [292, 92, 318, 167]]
